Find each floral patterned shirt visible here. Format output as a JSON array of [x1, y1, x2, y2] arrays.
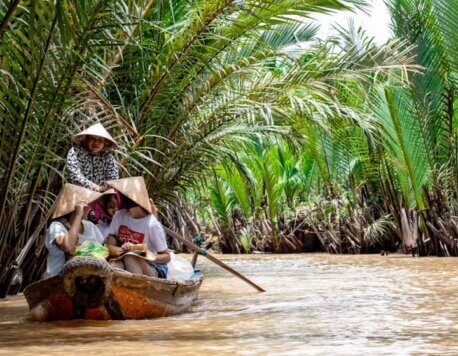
[[66, 146, 119, 188]]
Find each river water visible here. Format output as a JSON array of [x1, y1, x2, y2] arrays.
[[0, 254, 457, 355]]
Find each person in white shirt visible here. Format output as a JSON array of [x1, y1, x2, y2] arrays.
[[43, 184, 104, 278], [105, 177, 170, 278]]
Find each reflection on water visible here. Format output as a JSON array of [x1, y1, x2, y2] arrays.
[[0, 254, 457, 355]]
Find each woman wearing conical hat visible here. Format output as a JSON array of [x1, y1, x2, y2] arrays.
[[104, 177, 171, 279], [43, 184, 105, 278], [66, 123, 119, 192]]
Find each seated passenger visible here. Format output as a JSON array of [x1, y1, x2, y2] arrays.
[[105, 177, 170, 278], [43, 184, 104, 278], [87, 189, 122, 236]]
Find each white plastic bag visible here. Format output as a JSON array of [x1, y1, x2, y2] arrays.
[[167, 252, 194, 280]]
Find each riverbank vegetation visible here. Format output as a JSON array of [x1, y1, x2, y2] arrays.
[[0, 0, 456, 292]]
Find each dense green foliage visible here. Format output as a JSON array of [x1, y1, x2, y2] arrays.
[[0, 0, 456, 293], [190, 0, 458, 254]]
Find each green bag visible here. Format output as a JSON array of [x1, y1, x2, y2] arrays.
[[74, 240, 109, 259]]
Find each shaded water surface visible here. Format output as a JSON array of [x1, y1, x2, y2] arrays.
[[0, 254, 457, 355]]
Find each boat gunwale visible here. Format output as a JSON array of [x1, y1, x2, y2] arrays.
[[111, 269, 204, 287]]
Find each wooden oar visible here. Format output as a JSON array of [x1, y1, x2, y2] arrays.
[[164, 227, 265, 292]]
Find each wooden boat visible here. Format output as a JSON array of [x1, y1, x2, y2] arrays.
[[24, 256, 203, 321]]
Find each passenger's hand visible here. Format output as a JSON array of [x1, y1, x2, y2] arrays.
[[107, 245, 123, 257], [74, 202, 90, 219], [74, 203, 85, 217], [121, 242, 134, 252]]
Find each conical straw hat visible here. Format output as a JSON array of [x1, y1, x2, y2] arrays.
[[106, 177, 152, 214], [73, 123, 118, 149], [52, 184, 103, 219]]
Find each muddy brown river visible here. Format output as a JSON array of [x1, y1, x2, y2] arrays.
[[0, 254, 457, 355]]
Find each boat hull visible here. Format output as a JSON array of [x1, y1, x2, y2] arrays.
[[24, 257, 203, 321]]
